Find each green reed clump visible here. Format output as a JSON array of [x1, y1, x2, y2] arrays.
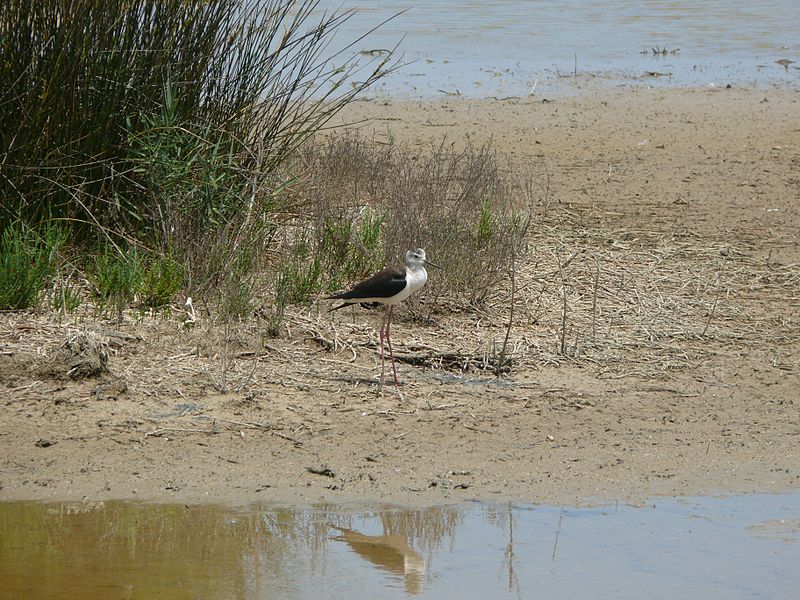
[[0, 223, 66, 310], [141, 252, 184, 310], [52, 277, 83, 314], [92, 247, 144, 321]]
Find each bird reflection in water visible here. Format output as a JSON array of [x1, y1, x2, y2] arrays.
[[329, 525, 425, 595]]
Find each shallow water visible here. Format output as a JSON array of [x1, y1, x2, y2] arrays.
[[313, 0, 800, 96], [2, 493, 799, 599]]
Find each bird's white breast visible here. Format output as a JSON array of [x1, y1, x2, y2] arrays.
[[387, 266, 427, 305]]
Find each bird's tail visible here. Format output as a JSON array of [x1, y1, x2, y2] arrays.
[[325, 290, 356, 311]]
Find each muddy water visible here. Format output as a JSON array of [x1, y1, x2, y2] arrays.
[[315, 0, 800, 96], [2, 493, 799, 599]]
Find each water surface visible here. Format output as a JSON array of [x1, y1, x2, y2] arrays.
[[315, 0, 800, 96], [2, 493, 799, 599]]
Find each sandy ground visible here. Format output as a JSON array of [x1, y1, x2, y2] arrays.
[[2, 84, 799, 508]]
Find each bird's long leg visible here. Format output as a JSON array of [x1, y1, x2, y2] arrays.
[[385, 305, 399, 386], [379, 307, 388, 386]]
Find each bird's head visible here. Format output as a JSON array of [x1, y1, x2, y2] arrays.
[[406, 248, 439, 269]]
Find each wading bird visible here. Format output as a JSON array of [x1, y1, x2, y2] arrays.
[[327, 248, 437, 386]]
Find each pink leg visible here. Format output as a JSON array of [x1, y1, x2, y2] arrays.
[[385, 306, 399, 386], [378, 308, 388, 385]]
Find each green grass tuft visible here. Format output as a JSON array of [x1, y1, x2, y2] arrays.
[[92, 247, 143, 321], [141, 252, 184, 310], [0, 223, 65, 310], [52, 278, 83, 314], [476, 196, 495, 248]]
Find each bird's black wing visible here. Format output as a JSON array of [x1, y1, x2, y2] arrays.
[[326, 266, 407, 301]]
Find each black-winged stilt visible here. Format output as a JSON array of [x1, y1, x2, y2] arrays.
[[327, 248, 438, 386]]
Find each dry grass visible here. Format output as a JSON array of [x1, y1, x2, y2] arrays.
[[510, 215, 800, 378], [296, 204, 800, 381], [4, 197, 797, 395]]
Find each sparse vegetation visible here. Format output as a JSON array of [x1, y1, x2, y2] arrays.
[[276, 133, 532, 314]]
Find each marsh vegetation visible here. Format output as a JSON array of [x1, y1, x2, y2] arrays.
[[0, 0, 528, 335]]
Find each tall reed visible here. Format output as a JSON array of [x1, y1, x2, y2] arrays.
[[0, 0, 395, 296]]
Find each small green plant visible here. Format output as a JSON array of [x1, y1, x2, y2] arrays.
[[265, 278, 288, 337], [359, 210, 384, 250], [319, 217, 353, 291], [0, 222, 64, 310], [220, 274, 255, 321], [218, 249, 258, 321], [52, 278, 83, 314], [476, 197, 495, 248], [350, 209, 385, 278], [265, 259, 302, 337], [141, 253, 184, 309], [93, 247, 143, 321], [318, 209, 384, 290], [282, 242, 324, 305], [264, 235, 325, 336]]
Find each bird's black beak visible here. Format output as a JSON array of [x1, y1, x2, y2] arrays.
[[424, 259, 440, 268]]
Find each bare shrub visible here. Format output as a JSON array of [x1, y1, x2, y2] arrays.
[[272, 132, 533, 318]]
